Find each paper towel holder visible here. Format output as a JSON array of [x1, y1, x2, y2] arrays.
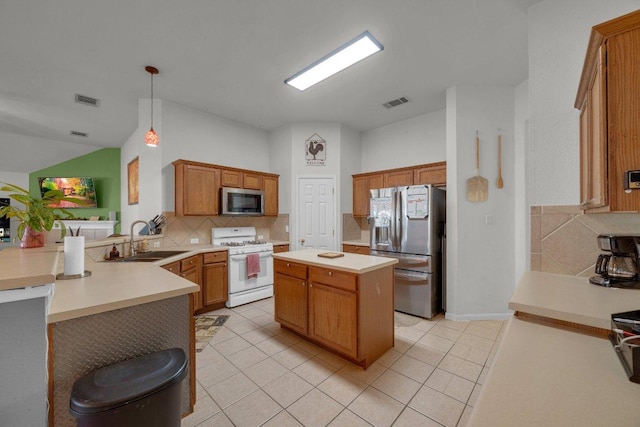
[[56, 270, 92, 280]]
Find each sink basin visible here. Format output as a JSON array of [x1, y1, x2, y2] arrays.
[[120, 250, 190, 262]]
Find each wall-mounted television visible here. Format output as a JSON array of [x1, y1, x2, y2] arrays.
[[38, 177, 98, 208]]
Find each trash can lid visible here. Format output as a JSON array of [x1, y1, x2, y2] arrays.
[[70, 348, 187, 415]]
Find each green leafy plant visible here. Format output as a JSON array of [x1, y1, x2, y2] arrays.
[[0, 182, 87, 241]]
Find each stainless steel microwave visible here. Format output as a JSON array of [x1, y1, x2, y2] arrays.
[[221, 187, 265, 216]]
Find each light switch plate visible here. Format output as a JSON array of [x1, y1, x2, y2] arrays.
[[190, 238, 199, 244]]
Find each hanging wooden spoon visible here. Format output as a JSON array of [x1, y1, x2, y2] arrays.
[[497, 133, 504, 189]]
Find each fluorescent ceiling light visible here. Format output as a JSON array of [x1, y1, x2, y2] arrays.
[[285, 31, 383, 91]]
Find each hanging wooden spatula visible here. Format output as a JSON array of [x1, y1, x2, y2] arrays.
[[467, 131, 488, 202], [497, 133, 504, 189]]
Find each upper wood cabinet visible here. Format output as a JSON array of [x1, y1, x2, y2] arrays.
[[352, 162, 446, 217], [174, 160, 220, 216], [173, 159, 279, 216], [575, 10, 640, 212]]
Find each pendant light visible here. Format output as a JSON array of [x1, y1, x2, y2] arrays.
[[144, 66, 159, 147]]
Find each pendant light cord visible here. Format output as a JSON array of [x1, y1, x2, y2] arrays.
[[150, 72, 154, 128]]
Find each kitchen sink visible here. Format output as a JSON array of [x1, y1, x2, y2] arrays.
[[119, 250, 191, 262]]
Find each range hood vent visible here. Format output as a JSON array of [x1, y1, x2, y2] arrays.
[[75, 94, 100, 107], [382, 96, 410, 109], [70, 130, 89, 138]]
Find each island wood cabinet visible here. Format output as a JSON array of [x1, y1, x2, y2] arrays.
[[173, 159, 279, 216], [201, 251, 228, 311], [342, 244, 369, 255], [273, 257, 394, 368], [353, 161, 446, 217], [575, 10, 640, 212], [163, 255, 202, 312], [273, 243, 290, 253]]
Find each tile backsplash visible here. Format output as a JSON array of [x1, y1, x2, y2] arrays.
[[530, 205, 640, 276], [161, 213, 289, 247]]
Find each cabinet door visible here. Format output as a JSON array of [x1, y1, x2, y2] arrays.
[[384, 169, 413, 187], [177, 164, 219, 216], [274, 272, 307, 335], [580, 46, 607, 210], [220, 169, 243, 188], [308, 282, 357, 358], [203, 262, 228, 306], [264, 176, 279, 216], [414, 163, 447, 186], [181, 266, 202, 311], [243, 173, 263, 190], [353, 173, 383, 217]]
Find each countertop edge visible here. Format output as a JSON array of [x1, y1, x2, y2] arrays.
[[273, 249, 397, 273]]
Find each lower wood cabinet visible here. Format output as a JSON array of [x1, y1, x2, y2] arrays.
[[200, 251, 228, 313], [273, 258, 394, 368], [273, 243, 290, 253], [342, 244, 369, 255], [162, 255, 202, 313]]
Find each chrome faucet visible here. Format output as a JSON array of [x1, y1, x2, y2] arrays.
[[129, 220, 149, 257]]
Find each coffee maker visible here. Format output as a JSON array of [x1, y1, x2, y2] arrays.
[[590, 234, 640, 288]]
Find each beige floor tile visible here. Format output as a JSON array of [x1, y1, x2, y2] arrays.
[[227, 345, 268, 370], [395, 326, 427, 342], [390, 355, 435, 383], [418, 333, 455, 353], [261, 410, 303, 427], [466, 323, 500, 340], [328, 409, 373, 426], [242, 357, 289, 387], [442, 374, 474, 403], [392, 407, 443, 427], [455, 360, 482, 382], [223, 389, 282, 427], [196, 356, 239, 388], [240, 326, 276, 345], [287, 389, 344, 427], [252, 313, 277, 326], [224, 318, 260, 335], [477, 366, 490, 385], [207, 326, 238, 345], [317, 371, 368, 406], [271, 346, 314, 370], [205, 372, 258, 409], [429, 324, 464, 341], [405, 343, 446, 366], [409, 386, 465, 427], [262, 371, 314, 408], [438, 353, 465, 374], [255, 335, 294, 356], [468, 384, 482, 407], [195, 346, 225, 368], [466, 347, 490, 366], [457, 332, 494, 352], [340, 360, 387, 384], [180, 394, 221, 427], [294, 339, 324, 356], [293, 357, 339, 386], [212, 335, 252, 357], [394, 336, 415, 353], [315, 350, 349, 369], [348, 386, 405, 427], [373, 348, 402, 368], [237, 307, 264, 319], [437, 319, 470, 332], [412, 319, 438, 333], [371, 369, 421, 404], [190, 411, 234, 427], [457, 404, 474, 427], [425, 368, 452, 392]]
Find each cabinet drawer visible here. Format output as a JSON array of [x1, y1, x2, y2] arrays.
[[274, 259, 307, 279], [162, 260, 180, 274], [203, 251, 227, 264], [309, 267, 357, 292], [180, 255, 200, 271]]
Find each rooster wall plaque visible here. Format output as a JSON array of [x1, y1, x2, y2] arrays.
[[305, 133, 326, 166]]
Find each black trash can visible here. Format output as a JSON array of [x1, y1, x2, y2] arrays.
[[69, 348, 187, 427]]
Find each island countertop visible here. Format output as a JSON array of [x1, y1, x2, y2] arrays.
[[273, 248, 397, 273]]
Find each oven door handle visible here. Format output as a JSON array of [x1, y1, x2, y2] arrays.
[[395, 271, 430, 282], [230, 252, 273, 260]]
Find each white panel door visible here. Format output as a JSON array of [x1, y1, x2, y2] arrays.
[[297, 177, 335, 250]]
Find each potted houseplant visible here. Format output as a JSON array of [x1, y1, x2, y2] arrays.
[[0, 182, 86, 248]]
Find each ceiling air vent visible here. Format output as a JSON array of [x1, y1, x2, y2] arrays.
[[382, 96, 410, 109], [70, 130, 89, 138], [75, 93, 100, 107]]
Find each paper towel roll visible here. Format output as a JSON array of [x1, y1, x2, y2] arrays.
[[64, 236, 85, 275]]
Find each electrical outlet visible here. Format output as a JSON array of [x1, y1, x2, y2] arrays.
[[285, 225, 289, 233], [257, 235, 264, 240], [153, 241, 160, 248], [485, 215, 494, 225], [190, 238, 199, 244]]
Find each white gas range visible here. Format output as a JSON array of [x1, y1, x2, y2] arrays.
[[212, 226, 274, 308]]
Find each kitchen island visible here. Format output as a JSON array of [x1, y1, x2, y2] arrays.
[[469, 271, 640, 427], [273, 248, 397, 369], [0, 244, 199, 427]]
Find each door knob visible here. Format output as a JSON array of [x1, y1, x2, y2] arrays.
[[300, 238, 305, 245]]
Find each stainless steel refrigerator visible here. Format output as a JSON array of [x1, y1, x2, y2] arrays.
[[369, 184, 445, 318]]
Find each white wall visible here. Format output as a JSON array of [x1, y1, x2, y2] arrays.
[[528, 0, 640, 206], [361, 109, 446, 172], [339, 124, 361, 213], [514, 80, 530, 285], [446, 86, 516, 320], [0, 171, 28, 244]]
